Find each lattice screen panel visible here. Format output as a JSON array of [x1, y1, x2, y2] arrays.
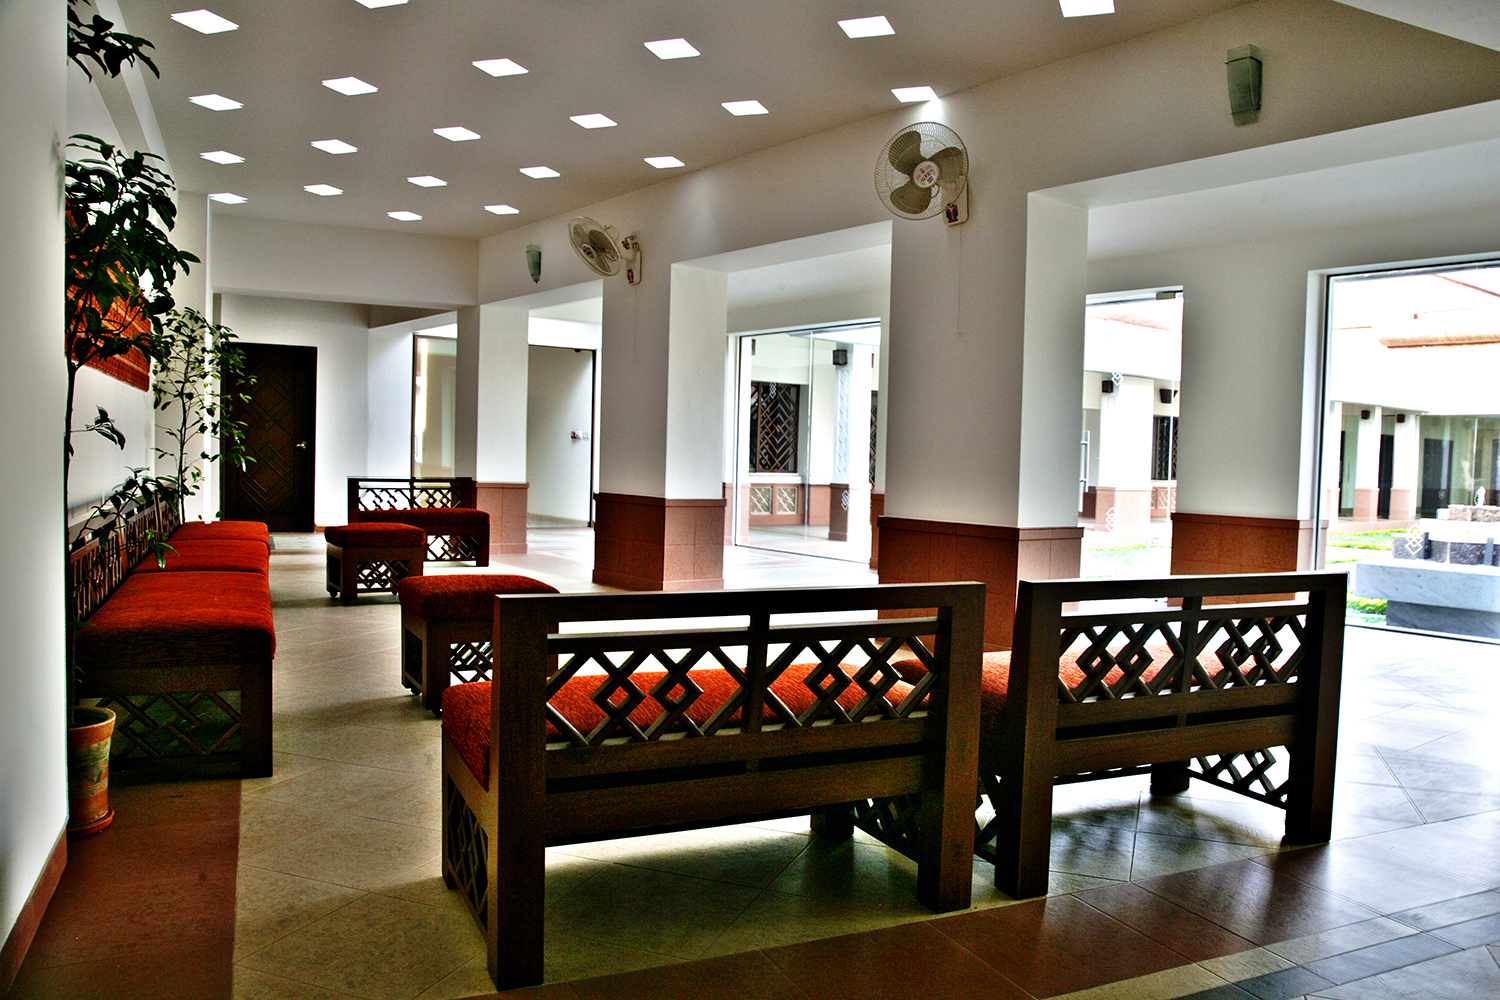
[[99, 690, 242, 763], [444, 773, 489, 927]]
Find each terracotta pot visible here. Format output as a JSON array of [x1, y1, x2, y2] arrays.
[[67, 706, 115, 836]]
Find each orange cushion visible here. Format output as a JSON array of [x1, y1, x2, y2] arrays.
[[76, 571, 275, 670], [443, 663, 917, 788], [398, 574, 557, 620], [131, 538, 269, 575], [171, 520, 269, 547], [325, 522, 426, 546]]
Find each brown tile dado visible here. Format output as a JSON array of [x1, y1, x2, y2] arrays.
[[593, 493, 725, 590], [1169, 512, 1323, 602], [876, 516, 1082, 649], [476, 482, 529, 554]]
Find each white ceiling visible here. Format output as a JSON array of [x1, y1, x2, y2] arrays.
[[104, 0, 1260, 241]]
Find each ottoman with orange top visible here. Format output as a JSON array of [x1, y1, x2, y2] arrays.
[[397, 573, 559, 713], [325, 522, 426, 604]]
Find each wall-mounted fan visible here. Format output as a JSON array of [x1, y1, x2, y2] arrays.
[[568, 216, 642, 284], [874, 122, 968, 225]]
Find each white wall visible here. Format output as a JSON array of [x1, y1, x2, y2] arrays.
[[367, 326, 414, 477], [1, 0, 68, 956], [527, 347, 595, 523], [216, 295, 376, 525]]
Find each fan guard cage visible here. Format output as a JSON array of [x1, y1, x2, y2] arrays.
[[874, 122, 968, 221], [569, 217, 622, 277]]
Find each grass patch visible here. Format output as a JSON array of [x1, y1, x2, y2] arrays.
[[1328, 530, 1405, 551]]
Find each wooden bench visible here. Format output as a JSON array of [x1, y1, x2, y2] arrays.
[[347, 476, 489, 565], [69, 499, 274, 776], [911, 571, 1342, 899], [439, 582, 985, 991]]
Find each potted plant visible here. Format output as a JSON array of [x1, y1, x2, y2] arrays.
[[63, 0, 192, 835], [150, 307, 254, 524]]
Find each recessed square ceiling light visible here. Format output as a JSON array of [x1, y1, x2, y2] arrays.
[[838, 15, 894, 38], [188, 93, 242, 111], [644, 38, 699, 59], [408, 175, 447, 187], [645, 156, 684, 169], [473, 58, 527, 77], [485, 204, 520, 215], [208, 192, 247, 204], [519, 165, 559, 178], [891, 86, 938, 103], [304, 184, 343, 196], [722, 100, 768, 116], [433, 126, 481, 141], [200, 149, 244, 164], [323, 76, 378, 96], [170, 9, 238, 33], [570, 114, 617, 129], [1060, 0, 1114, 15], [388, 211, 422, 221], [354, 0, 407, 7], [311, 139, 358, 154]]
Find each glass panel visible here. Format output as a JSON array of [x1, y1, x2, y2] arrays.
[[413, 335, 457, 478]]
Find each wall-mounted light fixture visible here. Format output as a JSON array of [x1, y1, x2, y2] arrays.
[[1396, 413, 1406, 423], [1360, 409, 1371, 420], [832, 349, 848, 366], [526, 244, 542, 283], [1101, 379, 1115, 394], [1159, 388, 1178, 404], [1226, 44, 1262, 125]]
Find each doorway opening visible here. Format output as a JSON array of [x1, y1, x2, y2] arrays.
[[732, 324, 880, 563]]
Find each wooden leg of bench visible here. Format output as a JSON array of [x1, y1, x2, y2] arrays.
[[995, 758, 1053, 900], [810, 804, 854, 842], [1284, 742, 1336, 843], [241, 661, 273, 778], [422, 636, 451, 716], [1150, 762, 1191, 796], [340, 553, 358, 605], [400, 624, 423, 694]]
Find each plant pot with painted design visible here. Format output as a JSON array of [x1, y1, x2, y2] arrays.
[[67, 705, 115, 837]]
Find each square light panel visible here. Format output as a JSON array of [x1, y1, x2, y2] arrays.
[[322, 76, 378, 95], [570, 114, 616, 129], [200, 149, 244, 164], [722, 100, 767, 116], [645, 156, 684, 169], [208, 192, 247, 204], [388, 211, 422, 221], [188, 93, 242, 111], [891, 86, 938, 103], [408, 175, 447, 187], [644, 38, 699, 59], [838, 16, 894, 37], [311, 139, 358, 154], [434, 126, 481, 141], [473, 58, 527, 76], [1060, 0, 1114, 14], [304, 184, 343, 196], [170, 9, 238, 33], [519, 165, 559, 178], [354, 0, 407, 7], [485, 204, 520, 215]]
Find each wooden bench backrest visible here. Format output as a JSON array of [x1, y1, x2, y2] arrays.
[[68, 496, 176, 622], [348, 476, 476, 515]]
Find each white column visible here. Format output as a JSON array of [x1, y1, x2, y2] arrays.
[[1352, 406, 1383, 521], [455, 303, 529, 482]]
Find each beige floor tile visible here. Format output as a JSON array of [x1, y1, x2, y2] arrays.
[[699, 886, 927, 958], [233, 866, 366, 960], [542, 930, 681, 984], [1198, 946, 1296, 980], [542, 864, 761, 960], [237, 892, 484, 1000], [1265, 915, 1422, 965], [238, 794, 341, 857], [242, 815, 441, 891], [232, 965, 366, 1000], [1042, 963, 1231, 1000], [1128, 831, 1277, 881], [548, 823, 813, 889], [242, 758, 429, 821]]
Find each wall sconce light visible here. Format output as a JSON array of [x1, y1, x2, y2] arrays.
[[526, 244, 542, 283], [1101, 379, 1114, 394], [1159, 388, 1177, 404], [1396, 413, 1406, 423], [1227, 45, 1262, 125], [1360, 409, 1371, 420], [832, 349, 848, 366]]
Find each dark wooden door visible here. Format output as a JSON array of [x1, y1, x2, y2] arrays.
[[223, 344, 317, 531]]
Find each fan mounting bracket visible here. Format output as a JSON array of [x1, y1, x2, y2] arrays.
[[943, 184, 968, 226]]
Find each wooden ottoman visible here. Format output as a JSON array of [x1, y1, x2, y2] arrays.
[[397, 574, 558, 713], [325, 522, 427, 605]]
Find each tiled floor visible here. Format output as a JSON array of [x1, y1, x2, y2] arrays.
[[13, 528, 1500, 1000]]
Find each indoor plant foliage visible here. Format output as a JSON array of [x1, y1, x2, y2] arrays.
[[151, 307, 253, 521]]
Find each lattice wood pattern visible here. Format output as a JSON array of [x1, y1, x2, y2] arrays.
[[356, 558, 417, 592], [349, 476, 476, 513], [429, 533, 482, 563], [444, 772, 489, 927], [449, 641, 493, 685], [750, 381, 799, 473], [98, 690, 242, 763]]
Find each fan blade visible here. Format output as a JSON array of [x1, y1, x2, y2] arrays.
[[930, 145, 966, 182], [887, 130, 924, 177], [889, 179, 933, 216], [589, 231, 619, 260]]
